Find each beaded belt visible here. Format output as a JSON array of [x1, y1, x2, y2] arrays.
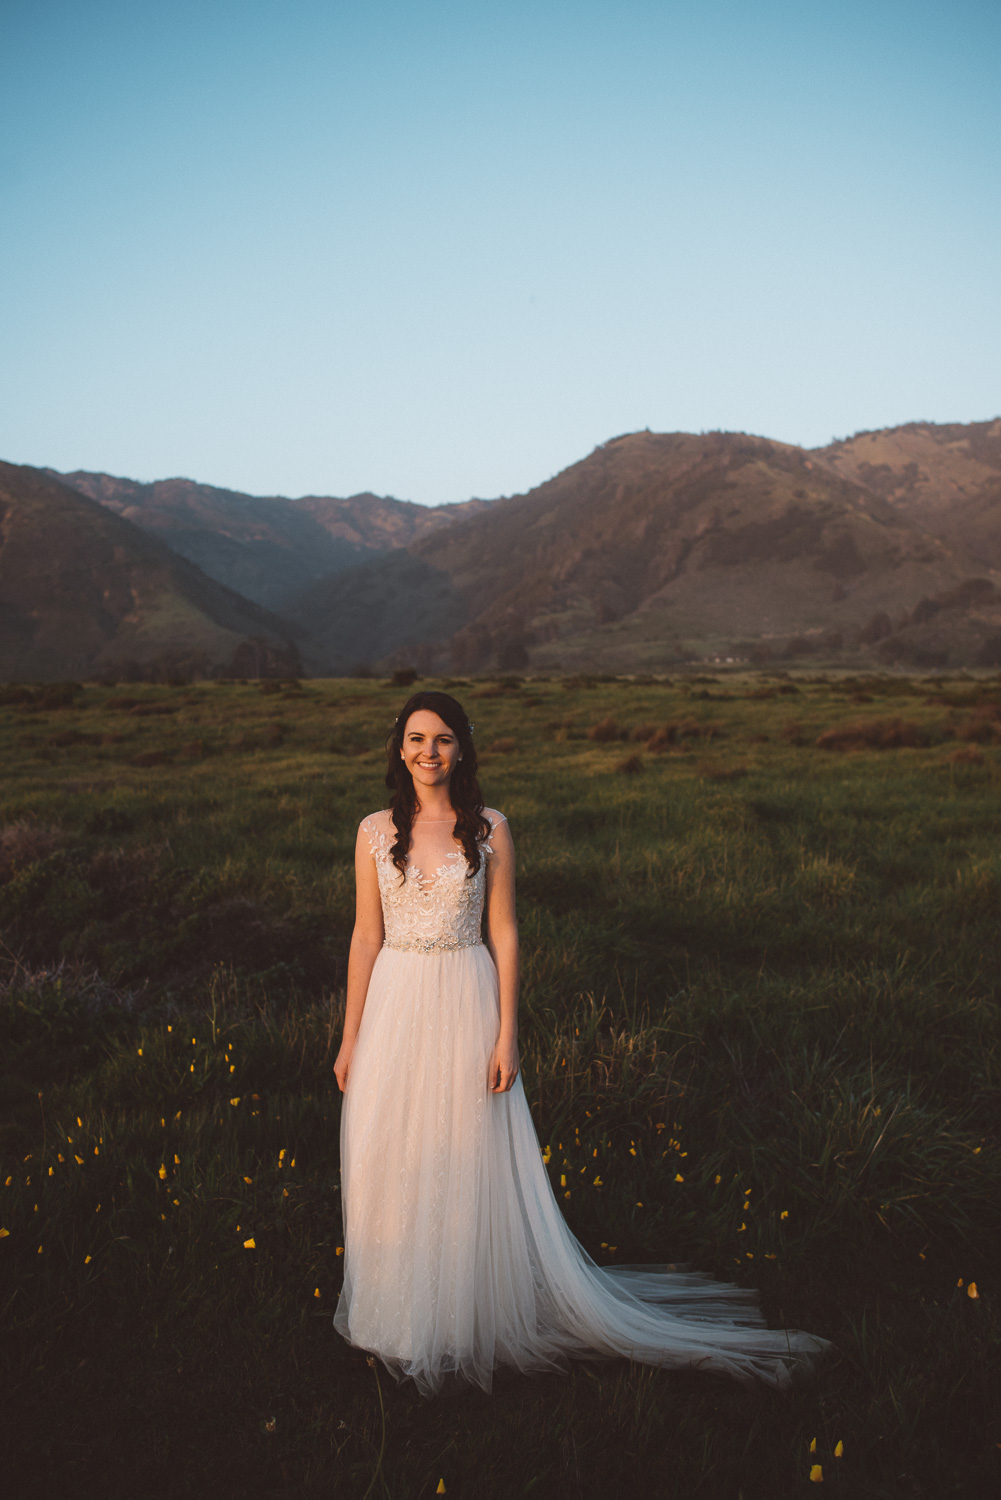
[[382, 937, 483, 954]]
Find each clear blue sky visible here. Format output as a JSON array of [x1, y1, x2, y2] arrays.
[[2, 0, 998, 505]]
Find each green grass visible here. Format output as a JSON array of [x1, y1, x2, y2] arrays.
[[2, 671, 1000, 1498]]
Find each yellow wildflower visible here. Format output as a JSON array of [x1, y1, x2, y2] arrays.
[[968, 1282, 979, 1299], [834, 1440, 843, 1458], [593, 1176, 603, 1187], [137, 1049, 142, 1056], [437, 1483, 446, 1495], [335, 1246, 344, 1256], [0, 1228, 9, 1238], [84, 1255, 92, 1264], [738, 1222, 746, 1232], [675, 1174, 684, 1183], [314, 1288, 321, 1298], [714, 1175, 721, 1184], [809, 1464, 823, 1482], [780, 1210, 789, 1220], [230, 1098, 241, 1106], [243, 1238, 256, 1249], [48, 1167, 54, 1177], [809, 1438, 817, 1452], [243, 1177, 253, 1185], [158, 1164, 167, 1180], [74, 1156, 84, 1166]]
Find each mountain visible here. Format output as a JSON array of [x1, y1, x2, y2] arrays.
[[54, 470, 490, 612], [0, 462, 303, 681], [286, 429, 1001, 673], [817, 419, 1001, 567]]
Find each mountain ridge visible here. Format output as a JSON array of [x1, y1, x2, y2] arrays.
[[7, 418, 1001, 680], [53, 470, 490, 612], [0, 462, 303, 681]]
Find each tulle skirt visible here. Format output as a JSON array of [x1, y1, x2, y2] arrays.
[[334, 944, 829, 1395]]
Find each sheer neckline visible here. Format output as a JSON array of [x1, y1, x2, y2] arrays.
[[406, 848, 465, 893]]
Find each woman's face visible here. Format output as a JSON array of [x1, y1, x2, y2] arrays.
[[400, 709, 461, 793]]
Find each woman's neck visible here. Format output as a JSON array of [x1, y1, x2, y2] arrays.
[[413, 787, 455, 822]]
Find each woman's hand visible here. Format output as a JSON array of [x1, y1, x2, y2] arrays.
[[487, 1035, 519, 1094], [334, 1037, 355, 1093]]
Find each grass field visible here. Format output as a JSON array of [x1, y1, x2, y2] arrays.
[[1, 671, 1000, 1498]]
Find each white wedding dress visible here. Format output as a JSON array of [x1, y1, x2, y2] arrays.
[[334, 809, 829, 1395]]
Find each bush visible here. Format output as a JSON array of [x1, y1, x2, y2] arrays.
[[0, 821, 64, 882], [816, 718, 933, 751], [588, 717, 626, 742]]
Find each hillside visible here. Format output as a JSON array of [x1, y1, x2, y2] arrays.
[[55, 470, 489, 612], [0, 462, 303, 681], [288, 430, 1001, 672], [817, 419, 1001, 565]]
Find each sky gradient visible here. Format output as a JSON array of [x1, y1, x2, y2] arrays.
[[2, 0, 999, 505]]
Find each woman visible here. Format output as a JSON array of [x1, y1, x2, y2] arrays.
[[333, 691, 828, 1395]]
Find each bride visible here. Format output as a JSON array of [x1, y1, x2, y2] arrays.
[[333, 691, 829, 1395]]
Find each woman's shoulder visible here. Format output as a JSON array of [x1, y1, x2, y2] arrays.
[[482, 808, 509, 848], [358, 808, 393, 847]]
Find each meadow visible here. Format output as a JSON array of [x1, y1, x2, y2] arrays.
[[1, 670, 999, 1498]]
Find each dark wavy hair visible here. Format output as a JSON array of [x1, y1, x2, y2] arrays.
[[385, 691, 491, 878]]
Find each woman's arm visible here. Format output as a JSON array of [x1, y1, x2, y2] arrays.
[[483, 815, 520, 1093], [333, 822, 385, 1092]]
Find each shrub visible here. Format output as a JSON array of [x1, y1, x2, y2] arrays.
[[697, 762, 748, 781], [615, 754, 644, 774], [0, 822, 64, 882], [587, 717, 626, 742], [129, 750, 171, 768], [816, 718, 932, 751], [948, 746, 985, 766]]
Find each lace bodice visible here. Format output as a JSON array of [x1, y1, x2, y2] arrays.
[[361, 810, 505, 953]]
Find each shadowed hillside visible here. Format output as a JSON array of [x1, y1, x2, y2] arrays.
[[56, 470, 489, 612], [0, 463, 303, 681], [288, 430, 1001, 672]]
